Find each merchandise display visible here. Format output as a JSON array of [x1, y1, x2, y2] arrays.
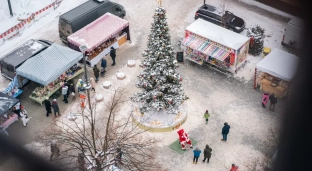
[[182, 19, 250, 73], [257, 72, 289, 98], [29, 65, 84, 105], [67, 13, 130, 67], [0, 112, 17, 127]]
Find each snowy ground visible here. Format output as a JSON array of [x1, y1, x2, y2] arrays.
[[0, 0, 293, 170]]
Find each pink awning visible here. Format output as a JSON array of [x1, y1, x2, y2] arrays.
[[67, 13, 129, 52]]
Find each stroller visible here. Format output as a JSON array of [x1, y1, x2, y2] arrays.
[[100, 68, 106, 77]]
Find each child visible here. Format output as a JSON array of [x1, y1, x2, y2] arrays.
[[203, 110, 210, 125], [20, 106, 29, 127], [262, 92, 269, 108]]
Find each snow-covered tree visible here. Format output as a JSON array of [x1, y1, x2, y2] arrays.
[[247, 25, 265, 56], [131, 7, 188, 115]]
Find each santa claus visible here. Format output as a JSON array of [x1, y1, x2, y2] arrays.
[[177, 129, 193, 150]]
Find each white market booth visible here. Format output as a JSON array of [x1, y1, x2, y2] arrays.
[[182, 18, 250, 73], [254, 48, 299, 98], [16, 43, 84, 105], [67, 13, 130, 67]]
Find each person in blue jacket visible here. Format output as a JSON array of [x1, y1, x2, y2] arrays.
[[221, 122, 231, 142], [193, 147, 202, 164], [101, 57, 107, 77]]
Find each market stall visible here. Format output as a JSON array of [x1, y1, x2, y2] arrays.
[[16, 43, 84, 105], [0, 92, 20, 135], [182, 18, 250, 73], [254, 48, 299, 98], [67, 13, 130, 67]]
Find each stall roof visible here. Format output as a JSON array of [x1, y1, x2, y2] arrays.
[[185, 18, 249, 50], [256, 48, 299, 81], [16, 43, 83, 85], [0, 92, 19, 116], [67, 13, 129, 52]]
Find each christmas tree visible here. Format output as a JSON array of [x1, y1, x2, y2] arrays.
[[131, 7, 188, 115], [247, 25, 265, 56]]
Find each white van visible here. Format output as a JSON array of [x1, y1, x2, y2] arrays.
[[281, 17, 305, 49]]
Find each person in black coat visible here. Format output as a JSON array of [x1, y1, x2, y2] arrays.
[[110, 47, 116, 66], [269, 93, 277, 112], [221, 122, 230, 142], [44, 97, 52, 117]]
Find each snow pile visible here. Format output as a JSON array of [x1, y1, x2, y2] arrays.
[[0, 0, 54, 33]]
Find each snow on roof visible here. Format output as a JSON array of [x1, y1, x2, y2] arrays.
[[256, 48, 299, 81], [185, 18, 249, 50], [67, 13, 129, 52]]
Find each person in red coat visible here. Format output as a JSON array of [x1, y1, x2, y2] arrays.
[[177, 129, 193, 150], [230, 164, 239, 171]]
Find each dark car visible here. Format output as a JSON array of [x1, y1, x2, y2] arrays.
[[0, 39, 51, 81], [195, 4, 245, 33]]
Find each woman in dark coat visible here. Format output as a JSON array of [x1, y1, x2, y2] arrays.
[[203, 144, 212, 163], [93, 65, 100, 83], [68, 83, 76, 100], [52, 99, 60, 117], [44, 97, 52, 117]]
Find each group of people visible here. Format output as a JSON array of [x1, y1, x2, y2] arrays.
[[92, 46, 116, 83], [193, 145, 239, 170], [262, 92, 278, 111]]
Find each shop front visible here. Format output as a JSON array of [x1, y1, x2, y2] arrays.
[[67, 13, 130, 67], [254, 48, 299, 98], [16, 43, 83, 105], [182, 18, 250, 73]]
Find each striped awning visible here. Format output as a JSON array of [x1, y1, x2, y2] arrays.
[[182, 36, 231, 61]]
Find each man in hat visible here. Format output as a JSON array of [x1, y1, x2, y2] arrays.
[[221, 122, 231, 142], [203, 110, 210, 125], [62, 84, 68, 103], [110, 47, 116, 66], [44, 97, 52, 117]]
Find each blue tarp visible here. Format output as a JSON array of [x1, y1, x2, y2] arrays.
[[16, 43, 83, 85]]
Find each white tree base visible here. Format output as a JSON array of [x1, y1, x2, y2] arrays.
[[131, 103, 188, 132]]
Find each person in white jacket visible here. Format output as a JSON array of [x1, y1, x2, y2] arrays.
[[20, 106, 29, 127]]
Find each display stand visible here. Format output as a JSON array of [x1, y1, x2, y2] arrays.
[[0, 114, 18, 131], [29, 68, 84, 105], [182, 19, 250, 73], [86, 33, 127, 67], [12, 89, 23, 98]]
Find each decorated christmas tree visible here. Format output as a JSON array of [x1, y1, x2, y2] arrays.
[[247, 25, 265, 56], [131, 7, 188, 118]]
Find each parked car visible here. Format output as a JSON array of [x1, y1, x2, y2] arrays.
[[0, 39, 51, 81], [194, 4, 245, 33], [59, 0, 126, 44]]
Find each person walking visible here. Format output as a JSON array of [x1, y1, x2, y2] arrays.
[[62, 84, 68, 103], [101, 57, 107, 77], [90, 78, 96, 92], [262, 92, 269, 108], [68, 83, 76, 100], [193, 147, 201, 164], [221, 122, 231, 142], [50, 140, 60, 161], [230, 164, 239, 171], [93, 65, 100, 83], [20, 105, 29, 127], [52, 99, 61, 117], [44, 97, 52, 117], [269, 93, 277, 112], [203, 110, 210, 125], [203, 144, 212, 163], [110, 47, 116, 66]]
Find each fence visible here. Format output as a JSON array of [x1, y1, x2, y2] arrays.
[[0, 0, 63, 46]]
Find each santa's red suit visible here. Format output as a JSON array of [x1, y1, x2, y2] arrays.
[[177, 129, 193, 150]]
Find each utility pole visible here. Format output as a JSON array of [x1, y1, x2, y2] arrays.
[[7, 0, 13, 17], [79, 45, 92, 111]]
